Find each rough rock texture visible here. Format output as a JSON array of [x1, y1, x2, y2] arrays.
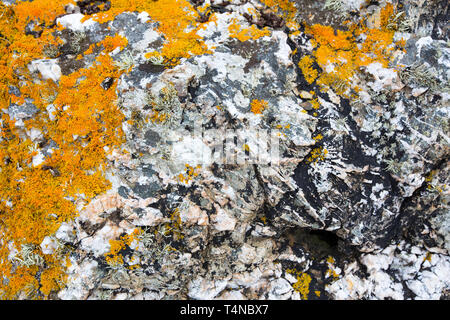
[[1, 0, 449, 300]]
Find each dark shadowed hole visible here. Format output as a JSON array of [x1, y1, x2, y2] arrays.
[[309, 229, 339, 248], [285, 228, 342, 260]]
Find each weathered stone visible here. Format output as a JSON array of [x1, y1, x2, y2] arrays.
[[9, 0, 448, 301]]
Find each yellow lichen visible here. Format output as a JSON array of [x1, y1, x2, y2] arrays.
[[325, 256, 340, 280], [298, 55, 318, 84], [306, 146, 328, 164], [275, 123, 291, 137], [261, 216, 267, 225], [287, 268, 312, 300], [310, 98, 320, 110], [313, 133, 323, 141], [158, 208, 184, 240]]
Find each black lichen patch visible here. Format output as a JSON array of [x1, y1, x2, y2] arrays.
[[107, 209, 123, 226], [138, 62, 166, 74], [292, 162, 322, 209], [79, 219, 106, 236], [131, 182, 162, 199], [243, 10, 285, 30], [77, 0, 111, 15], [144, 129, 161, 147], [101, 77, 114, 90]]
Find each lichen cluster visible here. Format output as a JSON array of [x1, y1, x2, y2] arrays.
[[0, 0, 425, 300], [0, 0, 213, 299], [250, 99, 269, 114], [81, 0, 214, 65], [105, 229, 140, 267], [229, 18, 271, 42], [286, 268, 312, 300], [297, 3, 406, 97], [0, 0, 122, 299]]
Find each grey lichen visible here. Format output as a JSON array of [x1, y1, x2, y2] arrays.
[[324, 0, 349, 18], [399, 62, 440, 91], [385, 11, 413, 32], [114, 50, 135, 71], [146, 83, 182, 126], [13, 244, 44, 268]]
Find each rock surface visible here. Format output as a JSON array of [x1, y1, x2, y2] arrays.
[[1, 0, 449, 300]]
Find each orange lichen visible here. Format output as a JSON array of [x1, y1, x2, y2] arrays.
[[13, 0, 74, 33], [82, 0, 213, 66], [258, 0, 298, 28], [229, 18, 271, 42], [0, 0, 408, 300], [39, 262, 67, 297], [0, 1, 127, 299], [250, 99, 269, 114], [177, 164, 201, 184], [85, 34, 128, 55], [105, 229, 140, 267], [301, 3, 405, 97], [144, 51, 164, 61], [0, 2, 65, 108]]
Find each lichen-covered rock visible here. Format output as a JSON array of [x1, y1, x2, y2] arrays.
[[0, 0, 448, 300]]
